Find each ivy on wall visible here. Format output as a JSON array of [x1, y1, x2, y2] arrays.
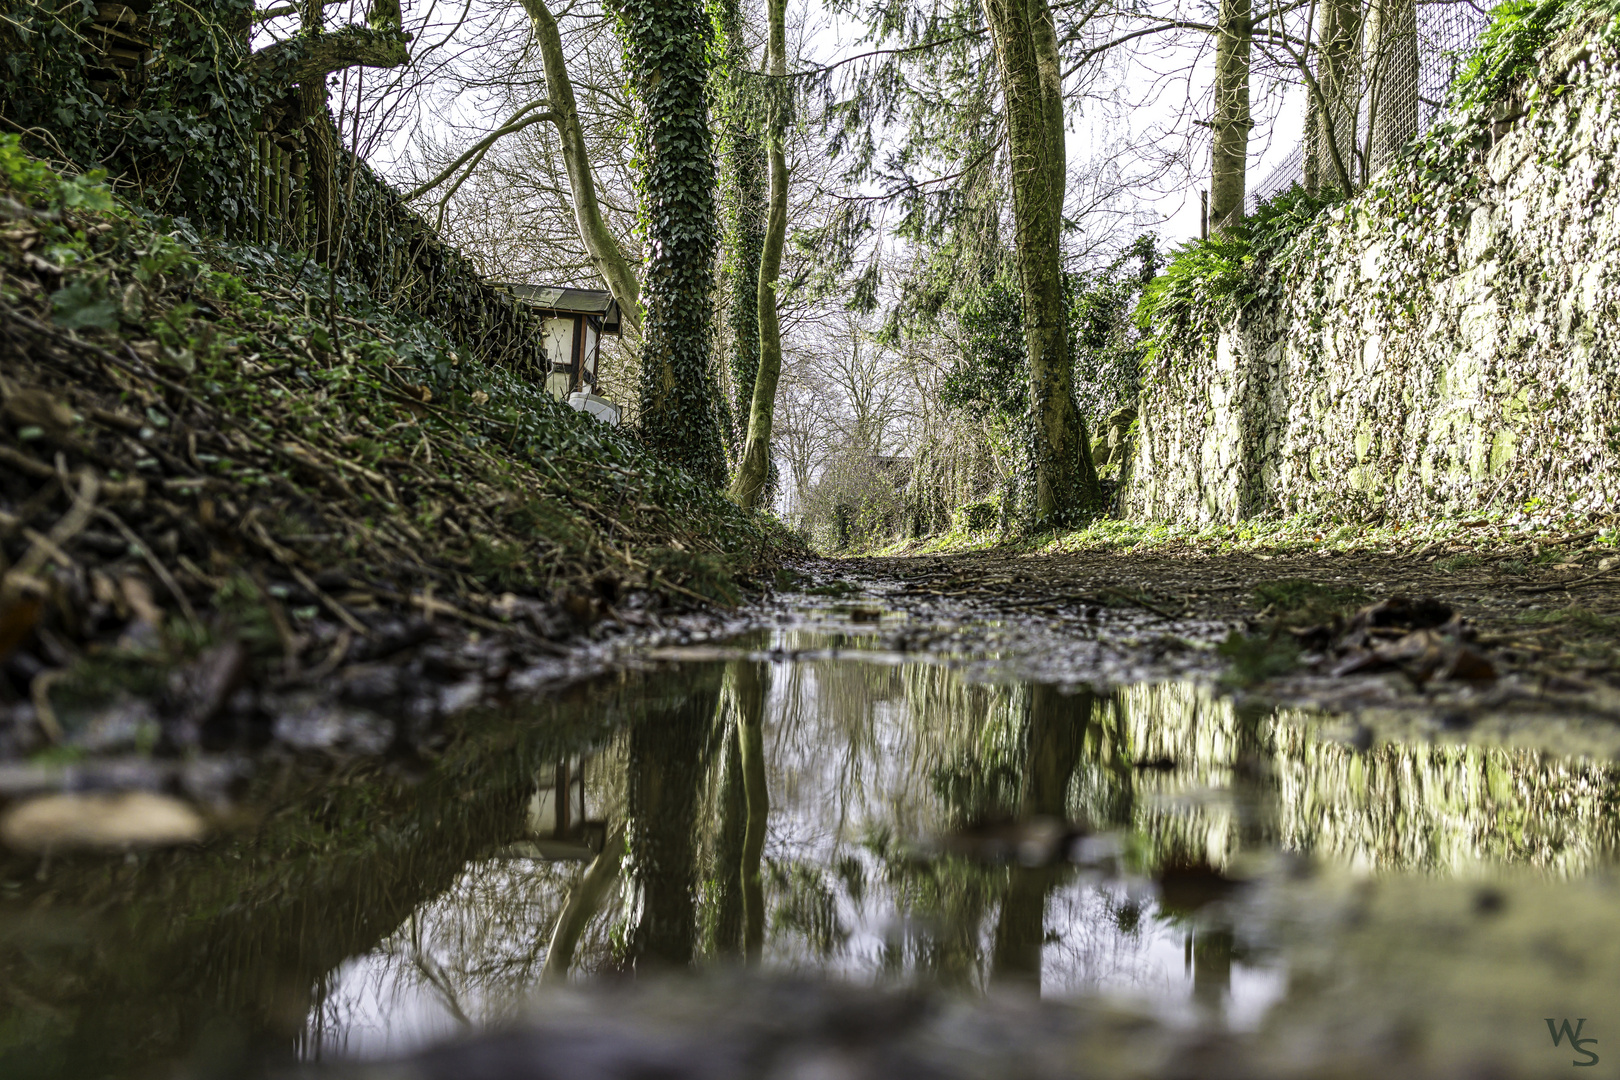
[[0, 0, 262, 231], [1137, 0, 1620, 366]]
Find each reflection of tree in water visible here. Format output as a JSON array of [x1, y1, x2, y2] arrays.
[[1112, 683, 1620, 874], [622, 663, 727, 969], [310, 858, 585, 1047], [310, 657, 1620, 1045]]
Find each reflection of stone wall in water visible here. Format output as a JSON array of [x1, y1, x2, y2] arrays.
[[1099, 684, 1620, 873], [1131, 34, 1620, 522]]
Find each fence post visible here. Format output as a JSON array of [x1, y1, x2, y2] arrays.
[[255, 135, 267, 244], [291, 151, 307, 246]]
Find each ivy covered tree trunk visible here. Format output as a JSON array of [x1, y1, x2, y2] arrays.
[[983, 0, 1100, 525], [727, 0, 787, 510], [618, 0, 727, 488], [1210, 0, 1252, 231], [734, 660, 769, 963], [718, 0, 767, 456]]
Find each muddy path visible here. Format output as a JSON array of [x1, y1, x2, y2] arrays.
[[786, 543, 1620, 752]]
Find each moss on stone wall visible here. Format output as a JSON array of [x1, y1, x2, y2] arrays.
[[1132, 16, 1620, 524]]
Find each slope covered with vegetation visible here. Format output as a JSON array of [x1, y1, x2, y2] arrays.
[[0, 138, 776, 759]]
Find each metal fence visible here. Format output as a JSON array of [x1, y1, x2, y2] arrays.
[[1247, 0, 1490, 213]]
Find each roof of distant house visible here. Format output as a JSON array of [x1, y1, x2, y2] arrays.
[[498, 284, 621, 334]]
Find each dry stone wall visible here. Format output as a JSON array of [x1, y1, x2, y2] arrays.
[[1130, 30, 1620, 524]]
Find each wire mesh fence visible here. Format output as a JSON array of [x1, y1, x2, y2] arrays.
[[1247, 0, 1491, 213]]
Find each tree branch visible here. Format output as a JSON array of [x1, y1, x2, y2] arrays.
[[515, 0, 641, 335], [402, 103, 558, 201], [1061, 21, 1216, 79], [252, 24, 412, 85]]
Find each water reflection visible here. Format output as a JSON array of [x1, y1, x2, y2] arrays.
[[306, 630, 1620, 1057], [4, 628, 1617, 1075]]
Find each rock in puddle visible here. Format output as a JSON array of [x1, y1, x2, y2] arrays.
[[0, 790, 206, 851]]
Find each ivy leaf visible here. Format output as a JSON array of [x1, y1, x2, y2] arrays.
[[51, 280, 120, 331]]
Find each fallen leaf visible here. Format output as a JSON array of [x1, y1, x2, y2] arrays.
[[0, 594, 43, 664], [1348, 595, 1454, 633], [0, 791, 206, 851], [1439, 646, 1497, 682]]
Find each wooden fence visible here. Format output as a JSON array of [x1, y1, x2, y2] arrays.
[[236, 125, 553, 383]]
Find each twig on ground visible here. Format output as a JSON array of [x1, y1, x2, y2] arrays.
[[288, 565, 370, 636], [97, 506, 200, 628]]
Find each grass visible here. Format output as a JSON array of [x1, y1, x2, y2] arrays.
[[864, 507, 1618, 563], [1217, 630, 1301, 687], [1252, 578, 1369, 627], [1514, 606, 1620, 633]]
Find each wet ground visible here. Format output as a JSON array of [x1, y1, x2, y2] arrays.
[[4, 550, 1620, 1078]]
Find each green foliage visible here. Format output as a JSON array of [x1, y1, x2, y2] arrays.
[[617, 0, 729, 488], [941, 236, 1158, 440], [0, 135, 114, 212], [1450, 0, 1573, 110], [1138, 184, 1348, 352], [940, 269, 1027, 423], [953, 499, 999, 532], [1070, 235, 1161, 432], [0, 0, 263, 230]]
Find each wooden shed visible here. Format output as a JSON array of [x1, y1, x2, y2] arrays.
[[499, 284, 622, 406]]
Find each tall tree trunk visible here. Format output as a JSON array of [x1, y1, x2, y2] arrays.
[[619, 0, 727, 487], [1304, 0, 1361, 195], [735, 661, 770, 963], [727, 0, 787, 510], [624, 665, 724, 970], [520, 0, 642, 336], [708, 713, 747, 958], [982, 0, 1099, 525], [718, 0, 767, 457], [1210, 0, 1252, 230], [541, 823, 625, 982]]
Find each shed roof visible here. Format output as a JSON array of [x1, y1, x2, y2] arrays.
[[499, 284, 621, 333]]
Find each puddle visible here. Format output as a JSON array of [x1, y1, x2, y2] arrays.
[[4, 627, 1620, 1077]]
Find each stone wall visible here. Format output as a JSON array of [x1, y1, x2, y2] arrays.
[[1129, 27, 1620, 523]]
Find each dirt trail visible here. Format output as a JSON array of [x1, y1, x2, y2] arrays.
[[788, 541, 1620, 755]]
